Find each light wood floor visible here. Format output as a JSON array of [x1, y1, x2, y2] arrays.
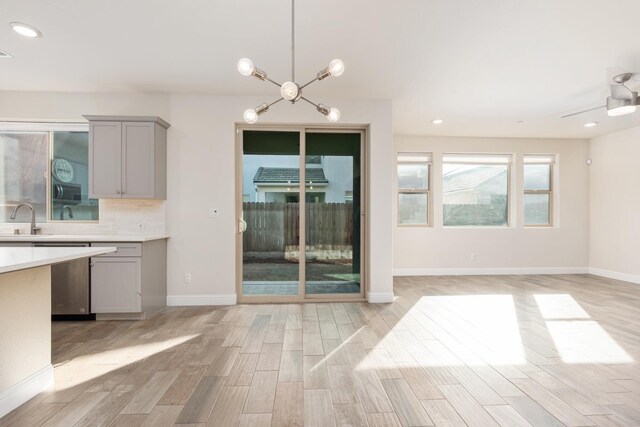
[[2, 274, 640, 426]]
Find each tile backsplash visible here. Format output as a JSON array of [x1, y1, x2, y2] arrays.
[[0, 199, 166, 235]]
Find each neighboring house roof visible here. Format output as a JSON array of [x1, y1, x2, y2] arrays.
[[253, 167, 329, 184], [443, 166, 505, 193]]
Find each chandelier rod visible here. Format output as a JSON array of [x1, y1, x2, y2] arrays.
[[291, 0, 295, 82]]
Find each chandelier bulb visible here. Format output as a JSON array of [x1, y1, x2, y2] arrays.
[[244, 103, 270, 124], [280, 81, 300, 101], [237, 58, 255, 76], [327, 107, 341, 122], [328, 59, 345, 77], [243, 108, 258, 124]]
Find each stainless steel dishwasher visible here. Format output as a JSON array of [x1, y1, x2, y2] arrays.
[[32, 242, 94, 320]]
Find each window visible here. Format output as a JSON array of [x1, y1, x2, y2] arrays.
[[524, 154, 554, 226], [0, 123, 98, 223], [0, 131, 48, 222], [443, 153, 511, 226], [397, 153, 431, 225]]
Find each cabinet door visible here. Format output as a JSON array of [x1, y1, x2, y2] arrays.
[[89, 122, 123, 198], [90, 257, 142, 313], [122, 122, 155, 198]]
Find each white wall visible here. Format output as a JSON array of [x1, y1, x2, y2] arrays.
[[167, 95, 393, 303], [394, 135, 590, 274], [0, 91, 394, 303], [589, 125, 640, 284]]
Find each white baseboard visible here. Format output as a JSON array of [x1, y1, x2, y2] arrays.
[[0, 364, 53, 419], [167, 294, 237, 306], [588, 268, 640, 285], [393, 267, 589, 276], [367, 292, 395, 303]]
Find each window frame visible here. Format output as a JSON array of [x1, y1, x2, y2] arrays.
[[523, 154, 554, 228], [0, 122, 97, 224], [442, 153, 512, 228], [396, 152, 432, 227]]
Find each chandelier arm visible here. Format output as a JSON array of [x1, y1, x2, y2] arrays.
[[299, 77, 320, 90], [265, 77, 283, 88], [300, 96, 319, 108], [267, 97, 285, 107]]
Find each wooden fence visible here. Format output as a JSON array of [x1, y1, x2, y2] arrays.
[[243, 202, 354, 258]]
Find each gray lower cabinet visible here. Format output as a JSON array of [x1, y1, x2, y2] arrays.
[[86, 115, 170, 200], [91, 257, 142, 313], [90, 240, 167, 320]]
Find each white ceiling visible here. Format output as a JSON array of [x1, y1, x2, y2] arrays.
[[1, 0, 640, 138]]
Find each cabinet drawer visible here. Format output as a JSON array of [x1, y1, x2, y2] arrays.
[[92, 242, 141, 257]]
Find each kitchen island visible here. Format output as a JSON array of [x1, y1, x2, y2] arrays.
[[0, 246, 116, 418]]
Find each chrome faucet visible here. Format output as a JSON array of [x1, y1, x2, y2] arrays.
[[10, 203, 41, 235], [61, 205, 74, 220]]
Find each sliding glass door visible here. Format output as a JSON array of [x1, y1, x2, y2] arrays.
[[240, 131, 301, 297], [237, 127, 365, 302], [304, 132, 361, 296]]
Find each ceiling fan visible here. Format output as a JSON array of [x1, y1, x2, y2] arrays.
[[561, 72, 639, 118]]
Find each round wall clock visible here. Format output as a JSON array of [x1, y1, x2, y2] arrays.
[[52, 158, 74, 183]]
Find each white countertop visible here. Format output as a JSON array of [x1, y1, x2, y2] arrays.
[[0, 234, 169, 243], [0, 247, 117, 274]]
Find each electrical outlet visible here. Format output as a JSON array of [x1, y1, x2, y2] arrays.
[[208, 208, 220, 218], [184, 273, 192, 283], [109, 223, 116, 232], [470, 253, 477, 261], [138, 224, 144, 233]]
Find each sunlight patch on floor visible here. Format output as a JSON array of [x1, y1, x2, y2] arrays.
[[352, 295, 527, 371], [51, 334, 199, 391], [416, 295, 527, 366], [545, 321, 633, 364], [532, 293, 633, 364], [534, 294, 590, 319]]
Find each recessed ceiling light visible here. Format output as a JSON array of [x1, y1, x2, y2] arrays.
[[432, 119, 444, 125], [10, 22, 42, 38], [584, 122, 598, 128]]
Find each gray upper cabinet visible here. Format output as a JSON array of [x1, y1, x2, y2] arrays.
[[85, 116, 170, 199]]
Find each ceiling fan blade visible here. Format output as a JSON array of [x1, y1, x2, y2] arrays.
[[560, 105, 606, 119], [610, 84, 634, 100]]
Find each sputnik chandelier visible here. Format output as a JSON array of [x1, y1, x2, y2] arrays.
[[238, 0, 345, 124]]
